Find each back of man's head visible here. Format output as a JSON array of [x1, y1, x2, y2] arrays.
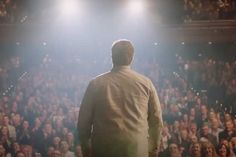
[[111, 39, 134, 66]]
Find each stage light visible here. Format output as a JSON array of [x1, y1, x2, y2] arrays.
[[127, 0, 145, 15], [59, 0, 79, 17]]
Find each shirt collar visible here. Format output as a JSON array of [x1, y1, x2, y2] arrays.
[[111, 65, 131, 72]]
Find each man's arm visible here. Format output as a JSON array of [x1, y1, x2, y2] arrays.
[[77, 81, 95, 157], [148, 82, 163, 156]]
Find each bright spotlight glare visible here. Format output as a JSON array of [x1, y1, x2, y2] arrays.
[[128, 0, 144, 15], [59, 0, 79, 16]]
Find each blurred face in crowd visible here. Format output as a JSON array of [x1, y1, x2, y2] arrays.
[[47, 147, 54, 157], [225, 121, 233, 132], [12, 142, 20, 152], [202, 144, 214, 157], [60, 141, 69, 153], [220, 139, 229, 147], [180, 129, 188, 140], [44, 123, 52, 134], [1, 126, 9, 136], [202, 125, 209, 136], [67, 132, 74, 142], [12, 101, 18, 112], [55, 119, 63, 128], [201, 105, 207, 115], [34, 153, 41, 157], [218, 144, 228, 157], [196, 98, 201, 105], [75, 145, 83, 157], [53, 136, 61, 147], [62, 127, 68, 135], [3, 96, 8, 103], [233, 118, 236, 128], [190, 135, 198, 143], [34, 118, 41, 128], [172, 105, 179, 113], [190, 123, 197, 133], [211, 118, 219, 130], [224, 113, 232, 121], [231, 137, 236, 147], [23, 121, 29, 129], [3, 116, 9, 125], [169, 143, 180, 155], [52, 150, 61, 157], [21, 145, 32, 157], [183, 114, 188, 122], [13, 114, 21, 125], [15, 94, 22, 102], [209, 111, 216, 121], [16, 152, 26, 157], [190, 143, 201, 157], [190, 108, 196, 116]]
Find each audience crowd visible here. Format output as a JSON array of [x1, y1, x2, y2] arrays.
[[1, 0, 236, 24], [0, 48, 235, 157], [183, 0, 236, 21]]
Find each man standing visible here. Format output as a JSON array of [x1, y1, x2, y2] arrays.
[[77, 39, 163, 157]]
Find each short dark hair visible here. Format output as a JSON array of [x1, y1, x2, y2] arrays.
[[216, 144, 230, 157], [111, 39, 134, 66]]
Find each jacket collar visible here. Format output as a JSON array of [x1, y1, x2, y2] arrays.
[[111, 65, 131, 72]]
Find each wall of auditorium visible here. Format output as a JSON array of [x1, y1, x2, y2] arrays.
[[1, 20, 236, 43]]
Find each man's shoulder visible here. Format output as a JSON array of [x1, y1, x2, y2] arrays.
[[92, 71, 111, 81], [90, 69, 153, 87], [88, 71, 111, 85], [128, 70, 154, 87], [131, 70, 151, 80]]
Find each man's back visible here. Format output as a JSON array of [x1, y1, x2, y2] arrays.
[[77, 40, 163, 157], [92, 66, 151, 135]]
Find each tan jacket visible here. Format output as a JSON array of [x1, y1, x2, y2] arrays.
[[78, 66, 163, 157]]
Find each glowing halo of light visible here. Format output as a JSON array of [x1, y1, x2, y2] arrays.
[[127, 0, 145, 15], [58, 0, 79, 17]]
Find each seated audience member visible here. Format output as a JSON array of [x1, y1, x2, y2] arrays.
[[52, 136, 61, 150], [219, 120, 236, 142], [33, 152, 41, 157], [178, 129, 191, 157], [52, 150, 62, 157], [189, 135, 198, 144], [18, 120, 32, 146], [0, 126, 12, 153], [199, 123, 218, 147], [201, 142, 218, 157], [189, 142, 201, 157], [230, 136, 236, 157], [21, 145, 32, 157], [0, 143, 11, 157], [11, 142, 20, 157], [34, 123, 54, 157], [160, 142, 182, 157], [12, 114, 22, 136], [189, 122, 198, 137], [198, 105, 209, 128], [16, 151, 26, 157], [216, 143, 231, 157], [2, 115, 16, 141], [47, 147, 55, 157], [210, 118, 223, 144], [74, 145, 83, 157], [60, 141, 75, 157], [65, 132, 74, 152]]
